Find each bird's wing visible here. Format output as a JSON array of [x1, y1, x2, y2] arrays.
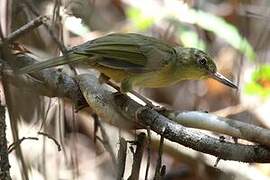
[[74, 33, 175, 73]]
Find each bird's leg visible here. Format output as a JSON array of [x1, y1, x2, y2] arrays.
[[99, 73, 111, 85], [100, 74, 165, 111], [121, 78, 155, 107], [120, 78, 133, 93], [99, 75, 121, 92], [121, 77, 167, 111]]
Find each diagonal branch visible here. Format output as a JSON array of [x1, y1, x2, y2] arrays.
[[77, 74, 270, 163], [0, 16, 47, 45], [4, 53, 270, 163]]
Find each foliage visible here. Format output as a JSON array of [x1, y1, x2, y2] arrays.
[[126, 7, 154, 31], [245, 65, 270, 98], [126, 6, 256, 60]]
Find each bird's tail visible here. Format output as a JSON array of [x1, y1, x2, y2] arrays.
[[18, 53, 89, 74]]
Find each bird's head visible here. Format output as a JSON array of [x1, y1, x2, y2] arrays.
[[174, 47, 238, 89]]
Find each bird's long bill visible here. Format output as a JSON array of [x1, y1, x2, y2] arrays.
[[210, 72, 238, 89]]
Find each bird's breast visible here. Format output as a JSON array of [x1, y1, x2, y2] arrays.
[[131, 64, 181, 88], [92, 63, 182, 88]]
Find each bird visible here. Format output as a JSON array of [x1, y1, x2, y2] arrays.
[[18, 33, 238, 92]]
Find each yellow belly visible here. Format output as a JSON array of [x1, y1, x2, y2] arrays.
[[93, 65, 131, 82], [93, 64, 180, 88]]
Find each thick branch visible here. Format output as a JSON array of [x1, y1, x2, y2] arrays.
[[75, 74, 135, 129], [170, 111, 270, 146], [77, 74, 270, 163], [136, 108, 270, 163]]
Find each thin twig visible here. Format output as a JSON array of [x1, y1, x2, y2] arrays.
[[154, 134, 165, 180], [94, 115, 117, 166], [93, 113, 98, 144], [96, 136, 104, 143], [8, 137, 39, 153], [128, 133, 146, 180], [116, 137, 127, 180], [21, 0, 78, 75], [38, 132, 61, 151], [2, 54, 31, 179], [144, 127, 151, 180], [21, 0, 67, 54], [0, 16, 48, 45]]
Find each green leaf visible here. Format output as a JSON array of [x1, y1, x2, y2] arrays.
[[244, 65, 270, 98], [126, 7, 155, 31], [179, 30, 206, 50], [251, 65, 270, 80], [193, 10, 256, 61], [124, 3, 256, 61]]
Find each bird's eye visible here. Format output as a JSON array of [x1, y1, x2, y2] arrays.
[[198, 57, 207, 65]]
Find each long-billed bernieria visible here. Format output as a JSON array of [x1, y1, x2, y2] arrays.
[[19, 33, 238, 92]]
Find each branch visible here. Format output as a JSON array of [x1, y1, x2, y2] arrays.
[[128, 133, 146, 180], [38, 132, 61, 151], [169, 111, 270, 146], [21, 0, 68, 54], [94, 115, 117, 166], [0, 104, 12, 180], [154, 134, 165, 180], [75, 73, 135, 129], [8, 137, 39, 153], [116, 137, 127, 180], [0, 16, 47, 45], [144, 127, 151, 180], [77, 74, 270, 163], [20, 1, 77, 74]]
